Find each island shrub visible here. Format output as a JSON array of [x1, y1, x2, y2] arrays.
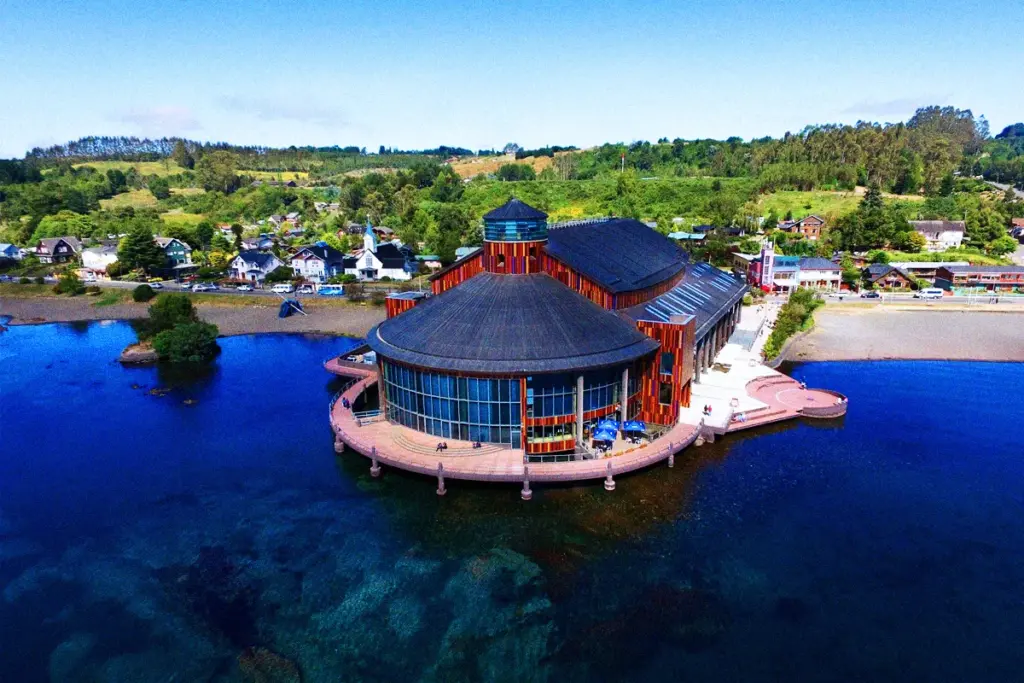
[[380, 276, 392, 282], [142, 293, 198, 339], [132, 284, 157, 302], [53, 271, 86, 296], [763, 287, 823, 360], [85, 285, 102, 295], [20, 277, 31, 284], [152, 322, 220, 364], [33, 276, 45, 285]]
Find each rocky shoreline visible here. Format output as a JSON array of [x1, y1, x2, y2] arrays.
[[0, 296, 384, 338], [785, 307, 1024, 362]]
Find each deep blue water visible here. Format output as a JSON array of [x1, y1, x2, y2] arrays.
[[1, 322, 1023, 682]]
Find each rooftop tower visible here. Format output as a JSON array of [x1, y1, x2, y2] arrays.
[[481, 198, 548, 274]]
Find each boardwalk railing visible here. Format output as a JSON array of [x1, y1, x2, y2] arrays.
[[797, 390, 849, 418]]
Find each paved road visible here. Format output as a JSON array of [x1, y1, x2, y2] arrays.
[[986, 180, 1024, 200], [825, 292, 1024, 306]]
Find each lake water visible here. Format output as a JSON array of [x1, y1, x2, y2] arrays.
[[1, 321, 1022, 682]]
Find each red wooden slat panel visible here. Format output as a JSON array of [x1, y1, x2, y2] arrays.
[[431, 252, 484, 295]]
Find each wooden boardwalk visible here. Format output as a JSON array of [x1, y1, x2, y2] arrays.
[[327, 367, 701, 486]]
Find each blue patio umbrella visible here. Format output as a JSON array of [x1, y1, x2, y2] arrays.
[[592, 428, 617, 442], [623, 420, 647, 433], [596, 418, 620, 432]]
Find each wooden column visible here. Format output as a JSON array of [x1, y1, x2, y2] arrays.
[[575, 374, 584, 443], [620, 367, 629, 424]]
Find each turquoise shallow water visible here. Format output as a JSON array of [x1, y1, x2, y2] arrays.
[[1, 322, 1022, 682]]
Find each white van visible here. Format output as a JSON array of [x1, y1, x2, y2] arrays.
[[271, 283, 294, 294], [914, 288, 944, 299]]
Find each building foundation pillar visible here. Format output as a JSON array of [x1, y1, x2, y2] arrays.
[[604, 461, 616, 491], [620, 367, 629, 424], [370, 446, 381, 478], [436, 462, 446, 496], [521, 466, 532, 501]]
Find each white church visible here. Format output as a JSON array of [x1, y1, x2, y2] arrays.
[[344, 223, 415, 281]]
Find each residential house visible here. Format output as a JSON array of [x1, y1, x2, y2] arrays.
[[454, 246, 478, 260], [1011, 217, 1024, 230], [81, 246, 119, 278], [230, 250, 283, 283], [887, 261, 969, 283], [667, 231, 707, 243], [909, 220, 965, 252], [746, 243, 840, 292], [934, 265, 1024, 293], [290, 244, 346, 283], [0, 243, 24, 261], [36, 236, 82, 264], [268, 215, 286, 228], [863, 264, 914, 290], [780, 215, 826, 240], [154, 237, 195, 278], [344, 225, 414, 281], [794, 257, 841, 290]]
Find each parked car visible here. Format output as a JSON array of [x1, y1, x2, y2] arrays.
[[297, 284, 315, 294], [150, 282, 163, 289], [237, 284, 253, 292], [271, 283, 294, 294], [914, 288, 944, 299], [860, 291, 881, 299], [192, 283, 216, 292], [317, 286, 344, 296]]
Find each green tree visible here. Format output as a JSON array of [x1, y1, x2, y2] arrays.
[[986, 235, 1018, 256], [196, 151, 239, 194], [230, 223, 244, 250], [152, 322, 219, 363], [762, 210, 779, 232], [148, 176, 171, 200], [30, 210, 94, 242], [426, 205, 467, 264], [496, 164, 536, 181], [892, 230, 927, 252], [868, 250, 890, 264], [194, 220, 214, 249], [117, 222, 166, 275], [145, 293, 198, 338], [429, 166, 464, 202], [171, 140, 194, 170], [106, 169, 127, 193], [132, 284, 157, 302], [840, 253, 860, 287], [53, 270, 86, 295]]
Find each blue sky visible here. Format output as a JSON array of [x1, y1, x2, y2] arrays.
[[1, 0, 1021, 157]]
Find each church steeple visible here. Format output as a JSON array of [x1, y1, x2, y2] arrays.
[[363, 221, 378, 254]]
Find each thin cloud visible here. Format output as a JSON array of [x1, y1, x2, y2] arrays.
[[841, 96, 949, 118], [220, 95, 350, 127], [118, 105, 202, 132]]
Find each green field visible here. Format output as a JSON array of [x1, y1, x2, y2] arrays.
[[245, 170, 308, 181], [99, 189, 159, 210], [74, 160, 187, 177], [758, 189, 924, 220], [160, 211, 207, 228]]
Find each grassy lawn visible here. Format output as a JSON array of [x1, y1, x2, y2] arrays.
[[100, 189, 159, 210], [759, 189, 924, 219], [245, 170, 309, 181], [160, 211, 207, 228], [0, 283, 52, 297], [92, 290, 131, 307], [171, 187, 205, 196], [74, 160, 187, 176], [886, 249, 1010, 266]]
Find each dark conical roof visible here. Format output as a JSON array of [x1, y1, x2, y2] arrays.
[[367, 272, 658, 374], [482, 198, 548, 221]]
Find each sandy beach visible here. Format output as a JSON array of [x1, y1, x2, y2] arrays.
[[787, 306, 1024, 362], [0, 295, 386, 338]]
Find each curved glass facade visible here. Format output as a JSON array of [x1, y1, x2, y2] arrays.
[[484, 218, 547, 242], [381, 361, 522, 445]]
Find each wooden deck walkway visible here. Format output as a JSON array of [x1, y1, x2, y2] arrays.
[[328, 372, 702, 486]]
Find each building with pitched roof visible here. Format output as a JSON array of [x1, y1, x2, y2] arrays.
[[35, 236, 82, 264], [364, 199, 747, 460], [863, 264, 914, 289], [910, 220, 965, 252], [934, 265, 1024, 292], [230, 250, 283, 283], [343, 224, 414, 281]]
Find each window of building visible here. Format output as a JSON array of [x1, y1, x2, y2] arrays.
[[660, 351, 674, 375], [658, 381, 673, 405]]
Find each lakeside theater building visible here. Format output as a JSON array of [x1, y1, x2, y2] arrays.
[[364, 199, 746, 461]]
